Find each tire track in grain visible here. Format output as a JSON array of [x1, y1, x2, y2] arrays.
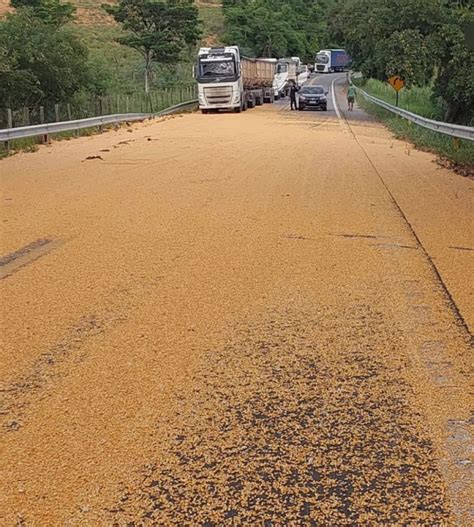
[[107, 301, 451, 526]]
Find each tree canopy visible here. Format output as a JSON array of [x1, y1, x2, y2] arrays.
[[104, 0, 200, 96], [0, 1, 97, 108], [222, 0, 335, 60], [10, 0, 75, 26], [328, 0, 473, 123]]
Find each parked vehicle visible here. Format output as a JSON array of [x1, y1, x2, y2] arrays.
[[196, 46, 275, 113], [314, 49, 351, 73], [298, 85, 328, 111], [297, 65, 309, 85], [273, 58, 299, 99]]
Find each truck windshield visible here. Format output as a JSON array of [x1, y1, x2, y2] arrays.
[[199, 60, 236, 78], [315, 53, 329, 64]]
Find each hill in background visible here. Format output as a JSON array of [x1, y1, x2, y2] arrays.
[[0, 0, 224, 92]]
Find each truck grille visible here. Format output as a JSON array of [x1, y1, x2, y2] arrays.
[[316, 65, 325, 72], [204, 86, 233, 105]]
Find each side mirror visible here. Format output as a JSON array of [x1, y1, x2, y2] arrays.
[[325, 91, 328, 95]]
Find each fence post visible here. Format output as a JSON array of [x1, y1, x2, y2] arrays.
[[24, 107, 30, 126], [54, 103, 60, 123], [126, 95, 130, 113], [67, 103, 72, 121]]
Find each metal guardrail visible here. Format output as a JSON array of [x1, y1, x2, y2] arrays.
[[356, 87, 474, 142], [0, 100, 198, 144]]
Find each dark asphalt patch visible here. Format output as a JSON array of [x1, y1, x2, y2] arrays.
[[1, 314, 110, 432], [109, 303, 451, 525], [0, 238, 59, 280]]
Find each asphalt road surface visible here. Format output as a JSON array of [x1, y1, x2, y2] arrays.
[[1, 74, 473, 526]]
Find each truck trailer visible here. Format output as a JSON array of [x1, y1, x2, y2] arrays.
[[314, 49, 351, 73], [196, 47, 275, 113]]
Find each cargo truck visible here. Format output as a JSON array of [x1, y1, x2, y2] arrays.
[[314, 49, 351, 73], [196, 46, 275, 113], [273, 57, 300, 99]]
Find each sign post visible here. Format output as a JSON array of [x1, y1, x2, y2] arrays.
[[388, 76, 405, 107]]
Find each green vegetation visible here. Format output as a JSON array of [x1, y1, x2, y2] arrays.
[[356, 78, 474, 169], [0, 0, 216, 123], [222, 0, 335, 60], [104, 0, 200, 111], [0, 2, 98, 109], [199, 4, 224, 45], [356, 79, 441, 120], [330, 0, 474, 125]]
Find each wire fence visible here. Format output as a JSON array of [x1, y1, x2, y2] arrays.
[[0, 84, 198, 129]]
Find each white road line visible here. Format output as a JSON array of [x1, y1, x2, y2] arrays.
[[331, 78, 342, 120], [331, 77, 351, 135]]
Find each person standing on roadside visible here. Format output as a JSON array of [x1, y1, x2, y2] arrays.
[[289, 81, 299, 111], [347, 84, 356, 111]]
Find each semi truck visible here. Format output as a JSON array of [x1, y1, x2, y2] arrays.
[[314, 49, 351, 73], [196, 46, 275, 113], [273, 57, 300, 99]]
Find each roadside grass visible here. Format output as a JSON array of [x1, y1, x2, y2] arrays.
[[355, 79, 474, 171], [358, 78, 441, 119], [199, 4, 225, 45]]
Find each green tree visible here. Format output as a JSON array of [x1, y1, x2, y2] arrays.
[[0, 9, 93, 108], [223, 0, 336, 60], [104, 0, 200, 109], [328, 0, 473, 124], [10, 0, 75, 26], [433, 3, 474, 124]]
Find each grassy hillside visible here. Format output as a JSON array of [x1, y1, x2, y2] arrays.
[[0, 0, 224, 93]]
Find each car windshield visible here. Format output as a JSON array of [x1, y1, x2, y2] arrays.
[[301, 86, 325, 95], [199, 60, 236, 77]]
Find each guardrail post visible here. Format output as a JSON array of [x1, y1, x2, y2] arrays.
[[3, 108, 12, 152], [39, 106, 48, 144]]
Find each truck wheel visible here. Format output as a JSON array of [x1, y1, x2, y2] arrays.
[[201, 109, 209, 114], [274, 94, 280, 101], [234, 106, 241, 113]]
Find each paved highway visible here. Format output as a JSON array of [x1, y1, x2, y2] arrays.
[[1, 75, 472, 525]]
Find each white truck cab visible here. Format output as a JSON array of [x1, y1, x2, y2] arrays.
[[196, 46, 243, 113]]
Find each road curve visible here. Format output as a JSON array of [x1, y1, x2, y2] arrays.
[[1, 84, 472, 525]]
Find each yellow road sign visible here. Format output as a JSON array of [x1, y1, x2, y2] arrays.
[[388, 76, 405, 92]]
